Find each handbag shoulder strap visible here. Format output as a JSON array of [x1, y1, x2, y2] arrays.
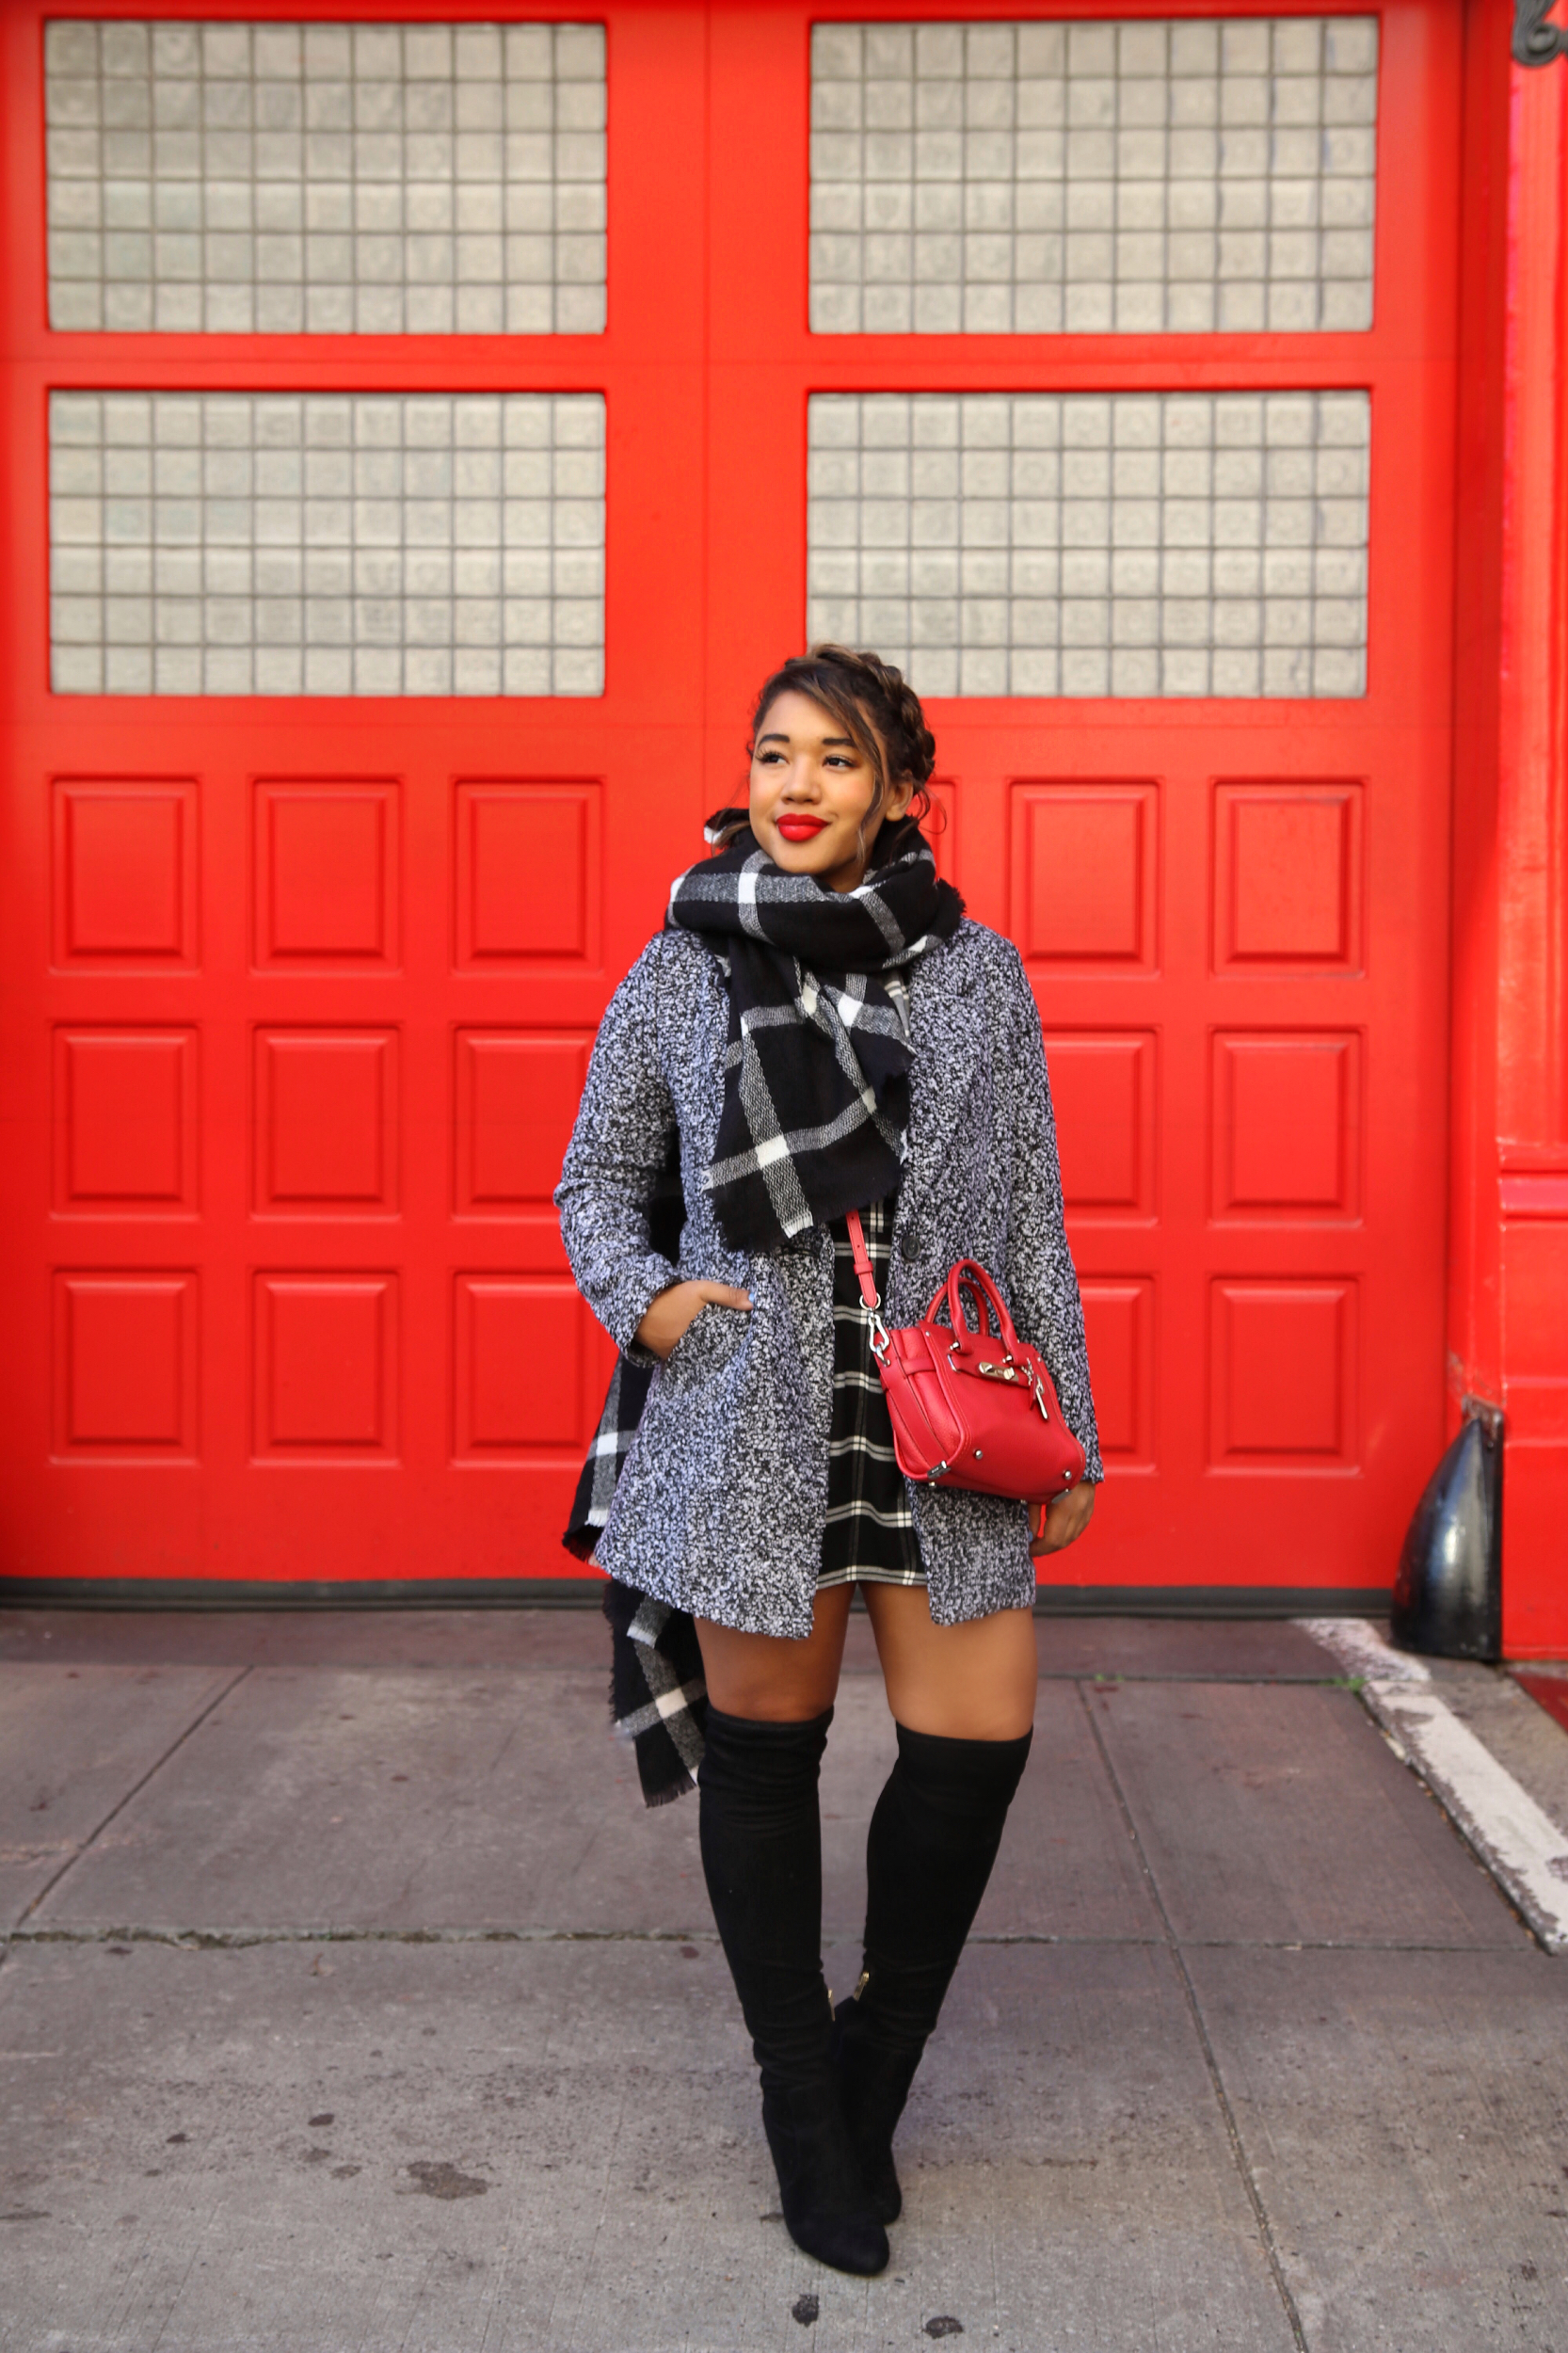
[[842, 1208, 882, 1313], [843, 1207, 892, 1360]]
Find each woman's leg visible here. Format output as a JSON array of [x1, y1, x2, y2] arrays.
[[695, 1581, 853, 1720], [834, 1588, 1037, 2222], [861, 1583, 1037, 1740], [692, 1585, 886, 2276]]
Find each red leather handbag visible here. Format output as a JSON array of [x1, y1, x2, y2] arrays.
[[845, 1210, 1086, 1506]]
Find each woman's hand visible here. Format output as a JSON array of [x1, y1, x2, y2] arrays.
[[1029, 1483, 1096, 1556], [635, 1279, 752, 1362]]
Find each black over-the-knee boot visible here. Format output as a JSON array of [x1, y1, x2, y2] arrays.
[[832, 1722, 1033, 2223], [696, 1705, 888, 2277]]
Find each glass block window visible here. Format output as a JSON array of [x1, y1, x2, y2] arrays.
[[810, 19, 1377, 335], [44, 20, 606, 334], [807, 392, 1368, 697], [49, 392, 604, 696]]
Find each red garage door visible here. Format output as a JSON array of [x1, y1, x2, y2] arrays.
[[0, 0, 1457, 1600]]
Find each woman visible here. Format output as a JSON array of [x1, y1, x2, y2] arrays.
[[555, 646, 1100, 2280]]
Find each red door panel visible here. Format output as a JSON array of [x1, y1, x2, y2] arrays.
[[1014, 782, 1160, 970], [253, 781, 401, 969], [55, 1026, 199, 1211], [1214, 779, 1366, 970], [254, 1273, 399, 1457], [53, 777, 200, 967], [53, 1271, 200, 1458], [1045, 1032, 1158, 1220]]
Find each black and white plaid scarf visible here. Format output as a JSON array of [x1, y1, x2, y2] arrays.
[[602, 1577, 709, 1807], [565, 1375, 710, 1807], [665, 814, 963, 1253], [562, 1357, 655, 1561]]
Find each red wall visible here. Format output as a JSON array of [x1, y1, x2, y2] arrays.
[[1450, 0, 1568, 1652]]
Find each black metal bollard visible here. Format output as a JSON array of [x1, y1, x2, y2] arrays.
[[1390, 1407, 1503, 1661]]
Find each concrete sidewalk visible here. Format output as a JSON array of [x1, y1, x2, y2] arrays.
[[3, 1606, 1567, 2352]]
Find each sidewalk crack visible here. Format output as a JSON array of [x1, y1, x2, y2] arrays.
[[8, 1665, 252, 1937], [1, 1921, 1509, 1955]]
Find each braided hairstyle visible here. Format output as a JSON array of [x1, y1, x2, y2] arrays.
[[740, 645, 939, 854]]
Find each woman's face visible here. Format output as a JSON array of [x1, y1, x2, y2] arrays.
[[747, 689, 915, 893]]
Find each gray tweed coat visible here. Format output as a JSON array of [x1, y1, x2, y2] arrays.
[[554, 918, 1101, 1639]]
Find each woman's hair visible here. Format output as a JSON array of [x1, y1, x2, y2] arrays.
[[744, 645, 938, 841]]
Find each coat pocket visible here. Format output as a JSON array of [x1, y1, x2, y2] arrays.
[[663, 1300, 748, 1385]]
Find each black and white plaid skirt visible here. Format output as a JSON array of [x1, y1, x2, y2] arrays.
[[819, 1195, 925, 1590]]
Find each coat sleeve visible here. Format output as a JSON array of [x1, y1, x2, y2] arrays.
[[997, 944, 1105, 1482], [554, 936, 682, 1357]]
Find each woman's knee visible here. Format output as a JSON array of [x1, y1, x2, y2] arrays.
[[700, 1652, 837, 1721]]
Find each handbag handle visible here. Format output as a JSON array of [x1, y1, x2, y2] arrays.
[[939, 1258, 1027, 1360]]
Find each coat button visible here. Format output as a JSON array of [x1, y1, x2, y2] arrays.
[[899, 1231, 920, 1262]]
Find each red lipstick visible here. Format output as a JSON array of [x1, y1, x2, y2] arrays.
[[776, 814, 830, 841]]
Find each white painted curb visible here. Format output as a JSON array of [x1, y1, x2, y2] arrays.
[[1298, 1618, 1568, 1953]]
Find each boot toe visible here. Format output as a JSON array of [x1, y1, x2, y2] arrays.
[[789, 2205, 889, 2277]]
